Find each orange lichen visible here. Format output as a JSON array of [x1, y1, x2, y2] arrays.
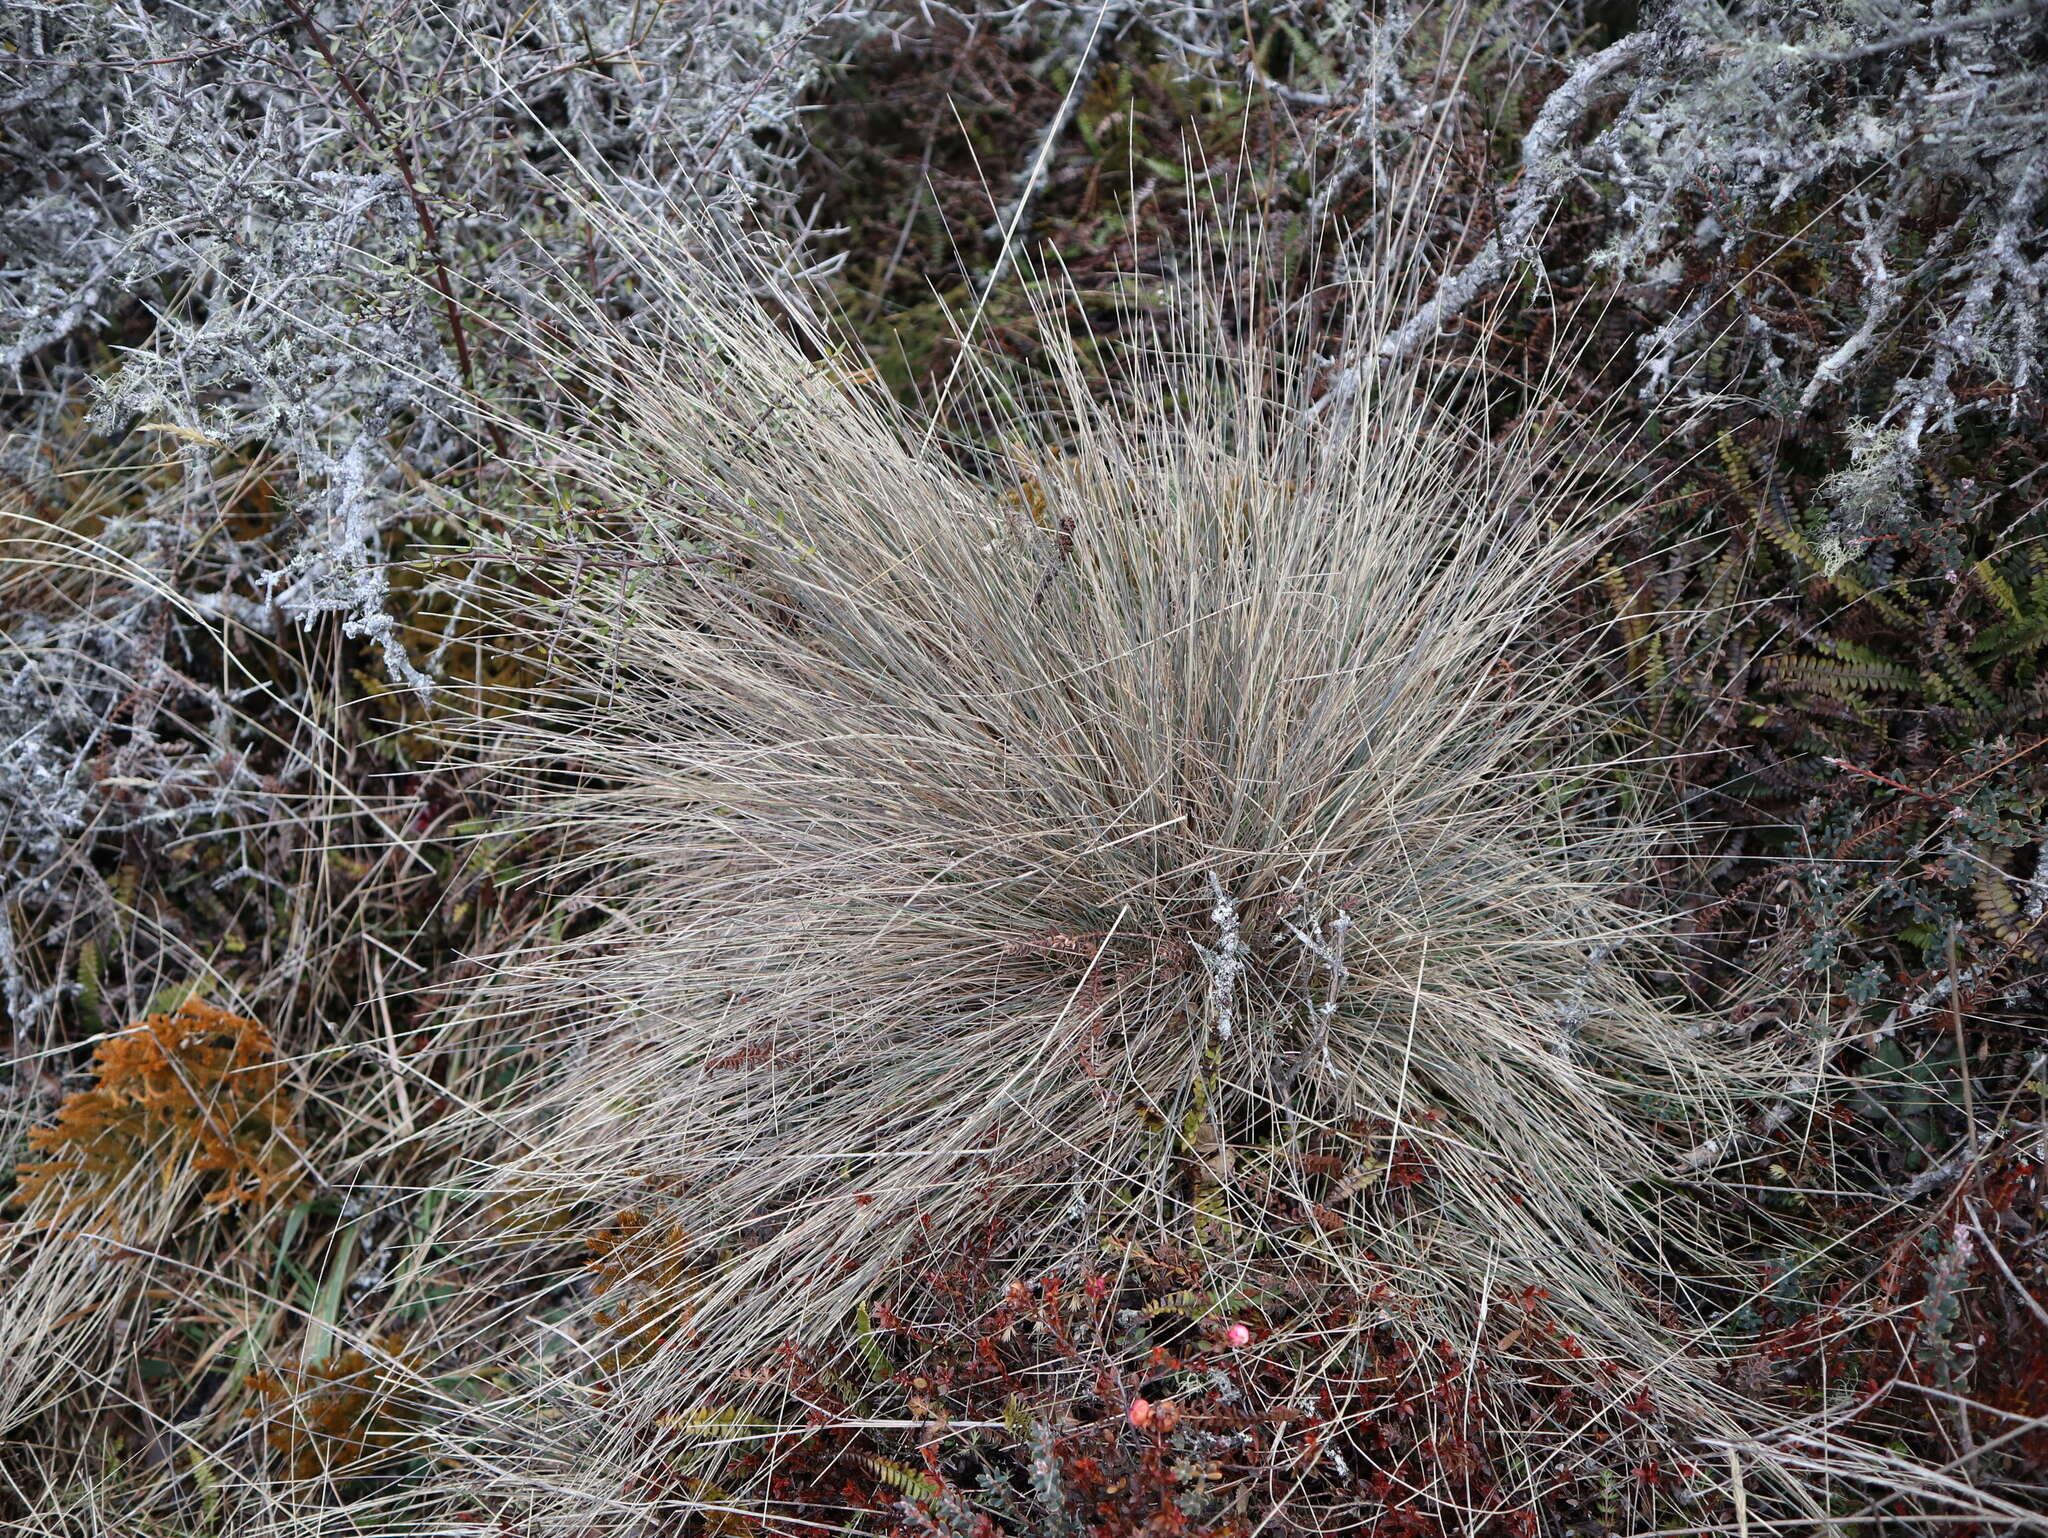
[[12, 999, 304, 1223]]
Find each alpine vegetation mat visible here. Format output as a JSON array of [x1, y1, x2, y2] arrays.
[[456, 219, 1791, 1531], [6, 1, 2048, 1529]]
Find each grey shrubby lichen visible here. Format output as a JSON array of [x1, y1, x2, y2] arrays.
[[4, 0, 851, 686], [1360, 2, 2047, 446], [1, 0, 855, 1052]]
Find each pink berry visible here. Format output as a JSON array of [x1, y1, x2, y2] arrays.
[[1224, 1323, 1253, 1348]]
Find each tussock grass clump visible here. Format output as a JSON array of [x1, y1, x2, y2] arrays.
[[464, 217, 1780, 1517]]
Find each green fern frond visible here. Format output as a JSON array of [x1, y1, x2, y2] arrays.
[[868, 1455, 944, 1505], [1929, 639, 2000, 711], [1763, 654, 1913, 700], [1974, 558, 2024, 621], [1969, 609, 2048, 660], [75, 939, 101, 1032], [1971, 849, 2023, 946], [1717, 431, 1755, 498], [1142, 1288, 1216, 1319]]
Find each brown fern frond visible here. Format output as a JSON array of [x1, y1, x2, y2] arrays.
[[245, 1333, 428, 1482], [11, 999, 304, 1226]]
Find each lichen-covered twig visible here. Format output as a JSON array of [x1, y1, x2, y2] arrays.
[[1379, 29, 1660, 361], [983, 0, 1125, 295]]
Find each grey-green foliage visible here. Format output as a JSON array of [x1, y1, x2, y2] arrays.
[[0, 600, 292, 1045], [0, 616, 103, 1031], [2, 0, 852, 685]]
